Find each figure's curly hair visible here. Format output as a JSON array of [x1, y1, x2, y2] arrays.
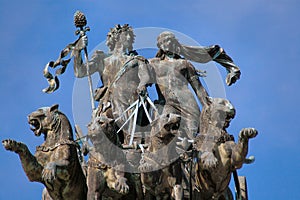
[[106, 24, 135, 52], [156, 31, 177, 48], [156, 31, 182, 59], [156, 31, 213, 63]]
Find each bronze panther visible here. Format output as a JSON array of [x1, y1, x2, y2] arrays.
[[193, 98, 258, 200], [2, 104, 87, 200]]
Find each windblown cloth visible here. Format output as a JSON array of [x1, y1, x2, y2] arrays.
[[42, 39, 80, 93]]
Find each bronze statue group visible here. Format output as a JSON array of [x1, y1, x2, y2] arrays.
[[2, 12, 258, 200]]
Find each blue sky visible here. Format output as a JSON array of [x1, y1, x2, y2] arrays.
[[0, 0, 299, 199]]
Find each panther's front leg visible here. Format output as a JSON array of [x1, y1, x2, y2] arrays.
[[232, 128, 258, 169], [2, 139, 28, 154], [2, 139, 43, 182], [106, 166, 129, 194], [239, 128, 258, 140]]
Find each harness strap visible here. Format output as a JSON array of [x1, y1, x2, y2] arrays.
[[196, 133, 234, 145], [87, 155, 108, 170], [36, 139, 79, 152]]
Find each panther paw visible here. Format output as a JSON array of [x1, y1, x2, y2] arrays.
[[111, 177, 129, 194], [42, 162, 57, 183], [200, 151, 218, 169], [239, 128, 258, 139], [2, 139, 26, 153]]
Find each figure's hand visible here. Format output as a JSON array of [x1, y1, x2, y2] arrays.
[[163, 113, 181, 132], [2, 139, 27, 154], [137, 85, 147, 96], [74, 35, 88, 51], [176, 137, 191, 150]]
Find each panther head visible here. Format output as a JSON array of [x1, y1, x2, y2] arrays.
[[28, 104, 59, 136], [201, 97, 236, 130], [87, 115, 117, 148]]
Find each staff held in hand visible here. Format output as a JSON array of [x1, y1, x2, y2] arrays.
[[74, 11, 95, 110], [42, 11, 95, 110]]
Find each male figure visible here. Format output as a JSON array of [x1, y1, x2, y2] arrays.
[[74, 24, 151, 134], [73, 24, 150, 199]]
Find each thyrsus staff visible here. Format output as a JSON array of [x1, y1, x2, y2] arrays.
[[42, 11, 95, 110], [74, 11, 95, 110], [73, 24, 151, 199]]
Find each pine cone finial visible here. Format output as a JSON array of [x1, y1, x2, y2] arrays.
[[74, 11, 87, 28]]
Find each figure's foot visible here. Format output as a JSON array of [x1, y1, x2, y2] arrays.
[[200, 151, 218, 169], [239, 128, 258, 139], [2, 139, 27, 153]]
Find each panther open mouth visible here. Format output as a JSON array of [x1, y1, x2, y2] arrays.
[[29, 118, 42, 136]]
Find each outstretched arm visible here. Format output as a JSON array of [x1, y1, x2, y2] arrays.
[[73, 36, 106, 78], [73, 50, 105, 78]]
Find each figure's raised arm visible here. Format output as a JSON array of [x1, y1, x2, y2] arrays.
[[73, 39, 106, 78]]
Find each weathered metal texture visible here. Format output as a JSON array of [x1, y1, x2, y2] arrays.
[[3, 12, 259, 200]]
